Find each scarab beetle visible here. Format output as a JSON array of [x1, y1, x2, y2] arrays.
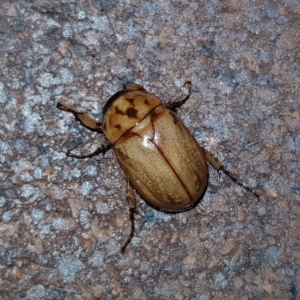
[[57, 82, 259, 252]]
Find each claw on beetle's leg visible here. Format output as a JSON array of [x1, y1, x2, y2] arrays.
[[165, 81, 192, 110]]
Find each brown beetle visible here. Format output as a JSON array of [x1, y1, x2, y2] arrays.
[[57, 82, 259, 252]]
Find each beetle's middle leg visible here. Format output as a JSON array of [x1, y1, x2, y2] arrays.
[[204, 149, 260, 200], [165, 81, 192, 110], [66, 142, 111, 159], [121, 180, 138, 253]]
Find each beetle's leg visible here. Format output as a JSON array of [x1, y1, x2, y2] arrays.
[[204, 149, 260, 200], [165, 81, 192, 110], [57, 103, 102, 132], [57, 103, 110, 158], [66, 142, 111, 159], [121, 181, 138, 253]]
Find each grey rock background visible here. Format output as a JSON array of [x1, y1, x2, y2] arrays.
[[0, 1, 299, 299]]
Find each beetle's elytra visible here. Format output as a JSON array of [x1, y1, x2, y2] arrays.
[[57, 82, 259, 252]]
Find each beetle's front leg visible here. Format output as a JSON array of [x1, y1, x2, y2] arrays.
[[121, 180, 138, 253], [57, 103, 102, 132], [165, 81, 192, 110], [57, 102, 111, 158], [204, 149, 260, 200]]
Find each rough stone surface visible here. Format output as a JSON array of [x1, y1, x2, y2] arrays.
[[0, 1, 299, 299]]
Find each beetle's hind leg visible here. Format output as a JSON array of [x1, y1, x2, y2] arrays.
[[204, 149, 260, 200], [121, 181, 139, 253], [165, 81, 192, 110]]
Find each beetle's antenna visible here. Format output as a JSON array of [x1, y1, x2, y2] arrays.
[[121, 208, 135, 253]]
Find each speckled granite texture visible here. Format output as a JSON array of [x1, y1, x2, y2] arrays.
[[0, 1, 299, 299]]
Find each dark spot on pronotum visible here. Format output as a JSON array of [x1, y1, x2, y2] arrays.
[[144, 98, 150, 105], [126, 107, 138, 119], [115, 106, 124, 115], [125, 97, 134, 104], [114, 124, 121, 130]]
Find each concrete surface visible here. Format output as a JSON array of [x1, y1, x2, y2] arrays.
[[0, 1, 299, 299]]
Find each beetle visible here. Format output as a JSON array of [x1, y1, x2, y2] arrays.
[[57, 82, 259, 252]]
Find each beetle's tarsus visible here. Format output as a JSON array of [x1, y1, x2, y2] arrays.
[[220, 167, 260, 200], [66, 143, 111, 159], [121, 207, 135, 253], [165, 81, 192, 110], [121, 181, 138, 253], [204, 148, 259, 199], [133, 208, 143, 217], [57, 103, 71, 112]]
